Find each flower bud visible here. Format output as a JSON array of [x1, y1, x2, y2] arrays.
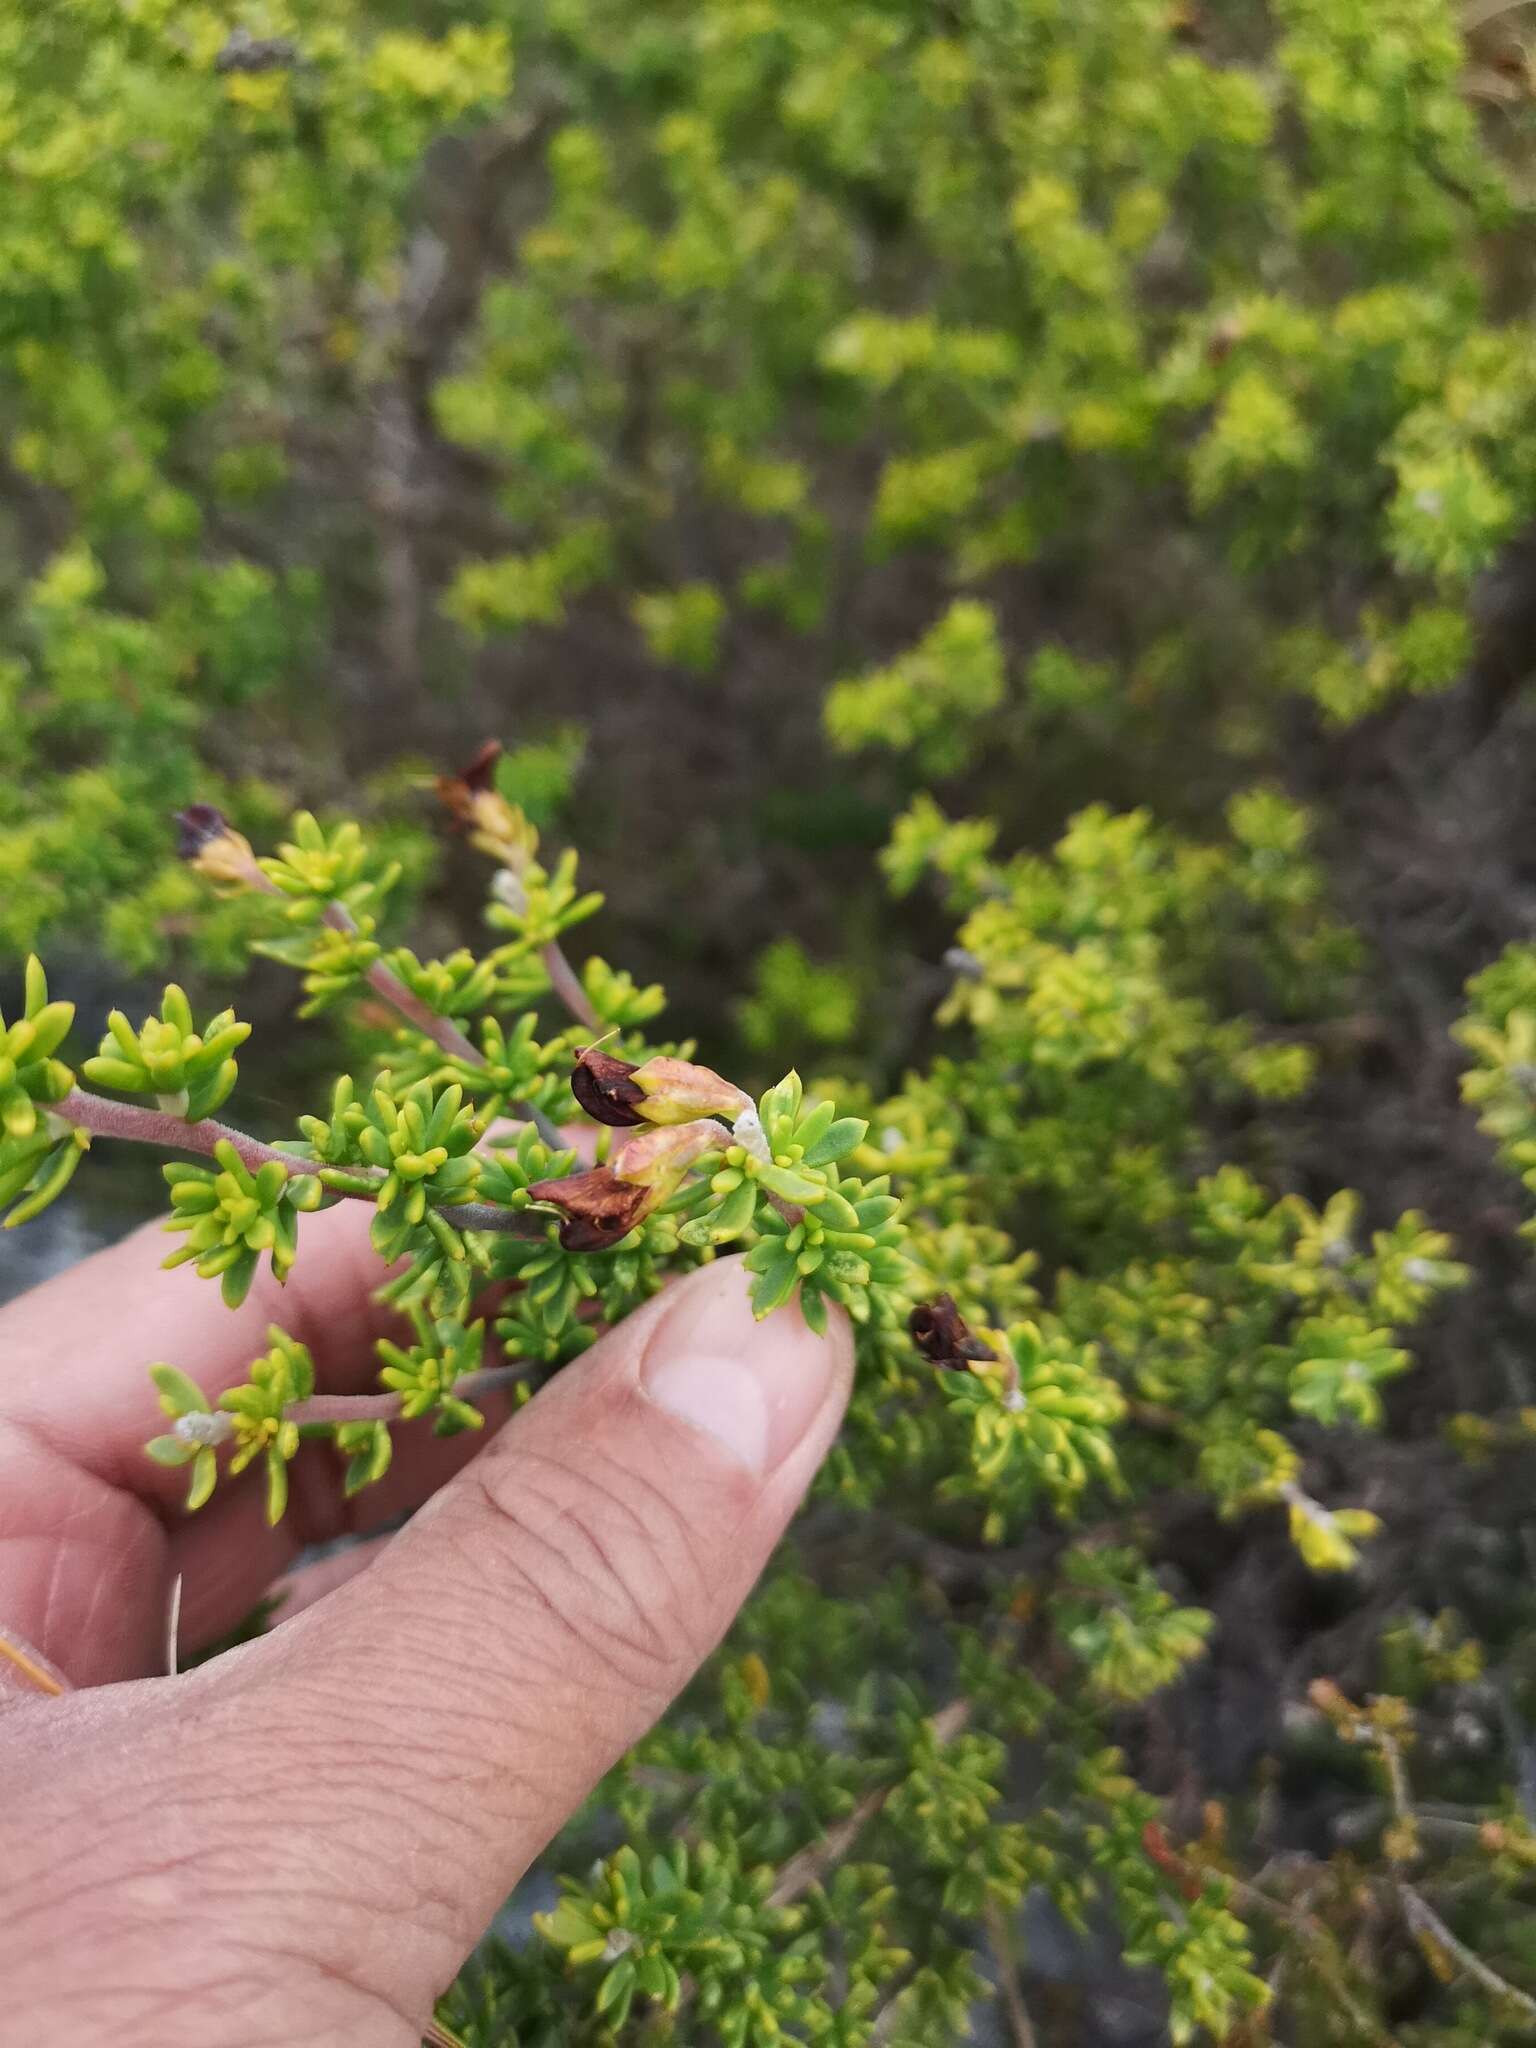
[[174, 805, 262, 888], [909, 1295, 997, 1372]]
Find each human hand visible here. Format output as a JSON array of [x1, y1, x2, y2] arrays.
[[0, 1206, 851, 2045]]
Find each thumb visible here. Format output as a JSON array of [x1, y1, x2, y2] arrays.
[[179, 1257, 848, 2027]]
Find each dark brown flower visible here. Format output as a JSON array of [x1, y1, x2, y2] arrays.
[[173, 805, 261, 886], [571, 1046, 648, 1127], [570, 1047, 752, 1130], [436, 740, 503, 828], [526, 1167, 650, 1252], [175, 804, 232, 860], [459, 739, 503, 792], [434, 742, 539, 872], [909, 1295, 996, 1372]]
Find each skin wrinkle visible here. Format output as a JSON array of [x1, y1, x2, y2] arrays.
[[57, 1952, 389, 2048], [456, 1462, 687, 1701], [215, 1933, 421, 2044], [233, 1647, 550, 1855], [604, 1415, 760, 1583], [2, 1701, 457, 2038], [189, 1793, 479, 2013], [536, 1421, 732, 1598], [0, 1820, 223, 1946], [472, 1452, 680, 1671], [260, 1738, 488, 1865], [481, 1416, 744, 1662]]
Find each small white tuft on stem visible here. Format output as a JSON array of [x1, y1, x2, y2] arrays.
[[732, 1104, 772, 1164], [174, 1410, 235, 1448], [491, 867, 528, 915]]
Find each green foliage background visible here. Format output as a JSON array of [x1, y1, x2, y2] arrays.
[[10, 1, 1536, 2041]]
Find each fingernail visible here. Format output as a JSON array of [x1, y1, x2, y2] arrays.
[[640, 1262, 845, 1475]]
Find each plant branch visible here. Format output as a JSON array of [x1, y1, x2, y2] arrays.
[[320, 903, 569, 1147], [656, 1698, 972, 2039], [1222, 1869, 1391, 2045], [56, 1090, 298, 1174], [285, 1361, 529, 1427], [984, 1900, 1039, 2048], [323, 902, 481, 1064], [768, 1699, 971, 1908], [1377, 1729, 1416, 1851], [229, 860, 570, 1147], [1397, 1883, 1536, 2021], [165, 1574, 183, 1680], [54, 1090, 551, 1239], [866, 1964, 920, 2045], [542, 939, 600, 1032]]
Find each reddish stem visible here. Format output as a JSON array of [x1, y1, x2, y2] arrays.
[[542, 940, 600, 1032], [285, 1361, 528, 1427], [54, 1090, 550, 1239], [323, 902, 480, 1064], [55, 1091, 296, 1174]]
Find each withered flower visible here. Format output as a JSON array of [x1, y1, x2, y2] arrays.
[[526, 1168, 650, 1252], [527, 1122, 722, 1251], [436, 739, 502, 816], [435, 741, 539, 872], [569, 1048, 751, 1129], [173, 805, 262, 888], [909, 1295, 997, 1372], [571, 1046, 648, 1127]]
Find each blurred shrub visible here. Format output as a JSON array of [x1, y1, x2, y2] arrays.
[[7, 0, 1535, 968]]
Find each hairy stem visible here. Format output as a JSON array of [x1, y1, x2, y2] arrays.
[[56, 1090, 297, 1173], [321, 901, 568, 1148], [239, 860, 569, 1146]]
